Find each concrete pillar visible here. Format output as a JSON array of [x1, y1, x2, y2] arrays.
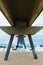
[[16, 38, 19, 48], [4, 34, 14, 60], [23, 38, 26, 49], [28, 35, 38, 59], [16, 35, 26, 49]]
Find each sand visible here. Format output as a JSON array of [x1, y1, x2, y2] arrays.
[[0, 51, 43, 65]]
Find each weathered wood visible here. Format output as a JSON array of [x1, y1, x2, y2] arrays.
[[28, 35, 38, 59], [4, 35, 14, 60]]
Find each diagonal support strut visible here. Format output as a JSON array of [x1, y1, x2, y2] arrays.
[[28, 35, 38, 59], [4, 34, 14, 60]]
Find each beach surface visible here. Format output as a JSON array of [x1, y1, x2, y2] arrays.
[[0, 51, 43, 65]]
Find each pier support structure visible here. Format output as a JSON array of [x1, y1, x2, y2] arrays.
[[16, 35, 26, 49], [28, 34, 38, 59], [4, 34, 14, 60]]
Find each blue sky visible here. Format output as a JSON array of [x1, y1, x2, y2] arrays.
[[0, 11, 43, 44]]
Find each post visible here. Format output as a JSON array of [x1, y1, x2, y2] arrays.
[[19, 37, 26, 49], [23, 38, 26, 49], [4, 34, 14, 60], [16, 35, 26, 49], [16, 38, 19, 48], [28, 35, 38, 59]]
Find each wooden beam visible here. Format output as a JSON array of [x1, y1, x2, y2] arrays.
[[28, 35, 38, 59], [4, 34, 14, 60]]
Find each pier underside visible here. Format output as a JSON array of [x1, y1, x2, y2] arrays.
[[4, 34, 38, 60], [0, 0, 43, 60]]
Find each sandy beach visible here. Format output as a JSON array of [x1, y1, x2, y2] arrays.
[[0, 51, 43, 65]]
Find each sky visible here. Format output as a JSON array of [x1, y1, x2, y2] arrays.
[[0, 10, 43, 44], [32, 10, 43, 39], [32, 11, 43, 26]]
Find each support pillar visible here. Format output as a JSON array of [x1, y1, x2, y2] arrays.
[[16, 35, 26, 49], [4, 34, 14, 60], [23, 38, 26, 49], [28, 35, 38, 59], [16, 38, 19, 48]]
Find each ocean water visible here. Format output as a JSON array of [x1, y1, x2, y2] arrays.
[[33, 39, 43, 46], [0, 39, 43, 47]]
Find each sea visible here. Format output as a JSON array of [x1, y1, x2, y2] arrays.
[[0, 39, 43, 48], [32, 39, 43, 46], [0, 36, 43, 52]]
